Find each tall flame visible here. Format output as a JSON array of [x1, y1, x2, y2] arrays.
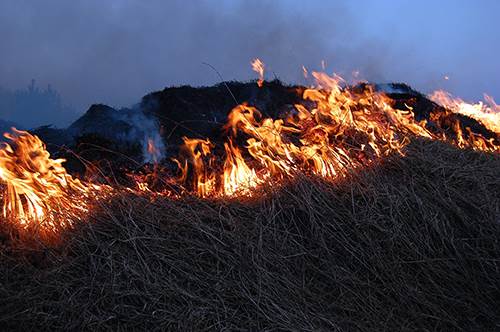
[[251, 58, 265, 88], [0, 129, 105, 236], [0, 64, 499, 240], [175, 69, 498, 197]]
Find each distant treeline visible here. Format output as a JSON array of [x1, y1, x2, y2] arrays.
[[0, 80, 76, 129]]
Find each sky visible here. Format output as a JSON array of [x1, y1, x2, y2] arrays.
[[0, 0, 498, 127]]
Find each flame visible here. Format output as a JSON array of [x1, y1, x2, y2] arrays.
[[0, 129, 105, 237], [173, 137, 217, 197], [175, 69, 498, 197], [146, 138, 161, 163], [223, 140, 263, 196], [430, 90, 500, 135], [302, 65, 308, 79], [251, 58, 265, 87], [0, 65, 499, 240], [174, 135, 263, 197]]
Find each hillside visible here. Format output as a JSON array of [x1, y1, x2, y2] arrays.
[[0, 79, 499, 330], [0, 139, 499, 330], [31, 80, 498, 176]]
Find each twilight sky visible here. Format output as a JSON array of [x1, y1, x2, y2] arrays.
[[0, 0, 498, 127]]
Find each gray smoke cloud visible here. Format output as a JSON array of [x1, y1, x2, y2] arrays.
[[120, 108, 165, 163], [0, 0, 498, 128]]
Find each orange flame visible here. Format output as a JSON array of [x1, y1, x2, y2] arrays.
[[0, 65, 499, 238], [0, 129, 106, 237], [251, 58, 265, 88], [173, 137, 217, 197], [146, 138, 160, 163], [176, 70, 498, 197], [223, 140, 263, 196], [174, 135, 263, 197]]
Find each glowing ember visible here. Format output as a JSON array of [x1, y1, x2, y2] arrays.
[[0, 129, 106, 237], [251, 58, 265, 87]]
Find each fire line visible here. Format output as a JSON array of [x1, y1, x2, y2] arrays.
[[0, 60, 498, 240]]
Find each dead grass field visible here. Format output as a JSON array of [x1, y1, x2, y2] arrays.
[[0, 139, 499, 331]]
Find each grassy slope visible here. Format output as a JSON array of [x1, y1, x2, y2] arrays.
[[0, 139, 499, 331]]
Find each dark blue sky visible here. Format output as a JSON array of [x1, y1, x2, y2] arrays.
[[0, 0, 498, 127]]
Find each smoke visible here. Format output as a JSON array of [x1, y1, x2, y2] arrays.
[[105, 106, 165, 163], [0, 0, 383, 127], [0, 0, 498, 129], [123, 108, 165, 164]]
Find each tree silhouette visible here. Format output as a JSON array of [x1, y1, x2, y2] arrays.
[[0, 80, 76, 128]]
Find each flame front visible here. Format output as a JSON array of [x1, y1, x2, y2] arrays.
[[176, 69, 498, 197], [0, 63, 499, 240], [0, 129, 105, 237]]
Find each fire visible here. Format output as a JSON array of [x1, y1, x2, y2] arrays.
[[251, 58, 265, 87], [173, 137, 217, 197], [173, 135, 263, 197], [146, 138, 160, 163], [430, 90, 500, 135], [0, 62, 498, 240], [223, 140, 264, 196], [175, 69, 498, 197], [222, 75, 433, 180], [0, 129, 106, 237]]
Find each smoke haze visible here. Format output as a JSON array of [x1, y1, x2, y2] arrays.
[[0, 0, 498, 127]]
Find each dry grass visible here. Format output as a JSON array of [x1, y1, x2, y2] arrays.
[[0, 139, 499, 331]]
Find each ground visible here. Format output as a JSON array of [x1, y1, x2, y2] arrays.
[[0, 139, 499, 331]]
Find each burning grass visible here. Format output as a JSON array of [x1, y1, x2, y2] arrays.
[[0, 61, 499, 329], [0, 129, 111, 242], [0, 139, 499, 330], [3, 67, 498, 237]]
